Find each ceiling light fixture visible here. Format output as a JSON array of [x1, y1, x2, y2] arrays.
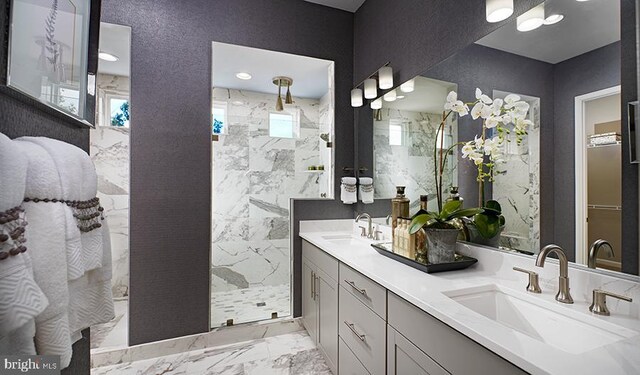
[[236, 72, 252, 80], [517, 3, 545, 32], [543, 14, 564, 25], [98, 52, 119, 62], [272, 76, 293, 111], [486, 0, 514, 23]]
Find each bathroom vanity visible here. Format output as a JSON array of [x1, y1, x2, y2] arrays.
[[299, 220, 640, 375]]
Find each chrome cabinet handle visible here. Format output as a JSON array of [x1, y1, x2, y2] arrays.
[[311, 271, 315, 300], [344, 279, 367, 296], [344, 321, 366, 341]]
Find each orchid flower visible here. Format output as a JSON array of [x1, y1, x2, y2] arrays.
[[444, 91, 469, 116]]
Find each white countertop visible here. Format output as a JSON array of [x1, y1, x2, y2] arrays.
[[299, 220, 640, 375]]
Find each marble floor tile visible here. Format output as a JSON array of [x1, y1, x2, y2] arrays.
[[211, 284, 291, 327], [91, 299, 128, 350], [91, 332, 330, 375]]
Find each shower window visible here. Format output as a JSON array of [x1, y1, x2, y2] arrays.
[[389, 119, 404, 146], [212, 102, 228, 134], [269, 109, 299, 138]]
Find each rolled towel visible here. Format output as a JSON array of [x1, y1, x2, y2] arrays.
[[359, 177, 374, 204], [341, 177, 357, 204], [0, 133, 48, 356], [14, 139, 73, 368]]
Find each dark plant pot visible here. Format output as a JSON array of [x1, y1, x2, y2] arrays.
[[466, 223, 505, 248], [424, 227, 459, 264]]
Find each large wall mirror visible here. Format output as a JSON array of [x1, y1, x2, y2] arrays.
[[359, 0, 639, 276]]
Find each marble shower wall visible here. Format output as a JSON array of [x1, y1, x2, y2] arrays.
[[211, 88, 328, 303], [373, 108, 456, 211], [494, 96, 541, 253], [90, 73, 130, 298]]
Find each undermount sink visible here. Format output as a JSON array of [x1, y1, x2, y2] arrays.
[[444, 284, 636, 354], [320, 234, 369, 246]]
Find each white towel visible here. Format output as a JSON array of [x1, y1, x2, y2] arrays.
[[359, 177, 374, 204], [341, 177, 357, 204], [14, 139, 73, 368], [0, 133, 48, 356], [20, 137, 102, 275]]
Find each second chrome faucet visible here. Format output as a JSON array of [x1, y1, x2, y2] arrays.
[[535, 244, 573, 304]]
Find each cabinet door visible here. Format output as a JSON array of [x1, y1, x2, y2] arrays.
[[302, 260, 317, 343], [317, 272, 338, 374], [388, 326, 449, 375]]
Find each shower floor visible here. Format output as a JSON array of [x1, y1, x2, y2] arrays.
[[211, 283, 291, 328]]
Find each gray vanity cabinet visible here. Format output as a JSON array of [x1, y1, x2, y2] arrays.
[[302, 241, 339, 374], [387, 326, 448, 375]]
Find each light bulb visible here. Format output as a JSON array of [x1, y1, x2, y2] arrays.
[[486, 0, 514, 23]]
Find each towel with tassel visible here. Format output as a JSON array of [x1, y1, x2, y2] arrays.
[[21, 137, 114, 340], [0, 133, 48, 357], [341, 177, 357, 204], [359, 177, 374, 204], [14, 139, 73, 368]]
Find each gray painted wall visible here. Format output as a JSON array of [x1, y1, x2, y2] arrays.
[[100, 0, 355, 344]]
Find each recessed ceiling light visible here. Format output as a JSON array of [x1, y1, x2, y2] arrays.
[[544, 14, 564, 25], [236, 72, 252, 80], [98, 52, 119, 62]]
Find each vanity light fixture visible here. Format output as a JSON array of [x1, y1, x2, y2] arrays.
[[396, 95, 405, 99], [236, 72, 252, 80], [351, 88, 364, 107], [98, 52, 119, 62], [544, 14, 564, 25], [400, 79, 415, 93], [364, 78, 377, 99], [517, 3, 545, 32], [272, 76, 293, 111], [370, 97, 382, 109], [486, 0, 514, 23], [383, 90, 397, 102], [378, 66, 394, 89]]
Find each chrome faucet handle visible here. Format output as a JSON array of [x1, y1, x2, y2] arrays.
[[373, 228, 383, 241], [358, 226, 367, 237], [589, 289, 633, 316], [513, 267, 542, 294]]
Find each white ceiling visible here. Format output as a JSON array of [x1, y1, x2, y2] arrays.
[[383, 76, 457, 113], [304, 0, 366, 12], [476, 0, 619, 64], [97, 22, 131, 77], [212, 42, 333, 99]]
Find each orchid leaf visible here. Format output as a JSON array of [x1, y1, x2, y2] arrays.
[[439, 200, 462, 220], [447, 207, 482, 221], [485, 200, 502, 213], [409, 214, 436, 234], [473, 213, 501, 238]]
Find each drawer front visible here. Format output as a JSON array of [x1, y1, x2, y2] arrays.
[[340, 263, 387, 319], [303, 240, 338, 282], [339, 286, 386, 375], [339, 337, 371, 375], [388, 293, 527, 375]]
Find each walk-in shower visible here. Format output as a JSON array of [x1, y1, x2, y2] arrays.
[[210, 42, 334, 327]]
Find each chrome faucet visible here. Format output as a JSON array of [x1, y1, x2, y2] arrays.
[[588, 239, 614, 269], [535, 244, 574, 304], [355, 213, 373, 239]]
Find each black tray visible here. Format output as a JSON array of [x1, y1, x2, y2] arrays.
[[371, 242, 477, 274]]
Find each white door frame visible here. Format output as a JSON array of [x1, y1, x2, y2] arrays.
[[574, 85, 621, 265]]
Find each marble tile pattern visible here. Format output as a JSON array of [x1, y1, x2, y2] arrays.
[[494, 98, 541, 253], [91, 331, 330, 375], [91, 299, 128, 350], [90, 120, 130, 298], [211, 284, 291, 328], [211, 88, 329, 326], [91, 319, 306, 369], [373, 108, 456, 208]]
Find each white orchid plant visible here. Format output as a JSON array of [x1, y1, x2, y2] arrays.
[[412, 88, 532, 239]]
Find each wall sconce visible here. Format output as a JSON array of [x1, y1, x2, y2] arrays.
[[400, 79, 415, 93], [370, 98, 382, 109], [350, 62, 392, 108], [486, 0, 514, 23], [383, 90, 397, 102], [517, 3, 545, 32]]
